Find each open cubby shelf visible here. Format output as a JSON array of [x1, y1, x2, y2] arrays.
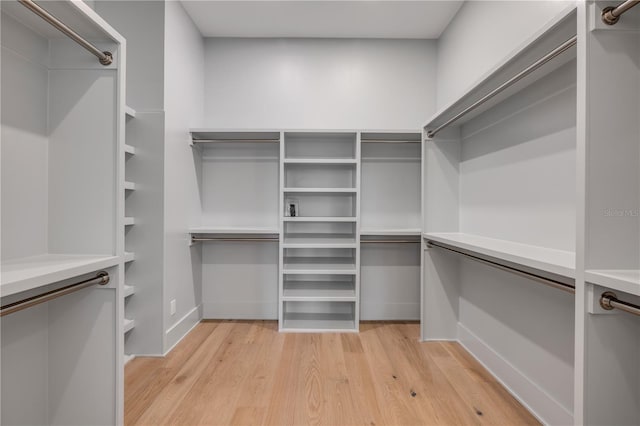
[[283, 281, 356, 301], [281, 312, 357, 332], [282, 257, 357, 275], [282, 233, 356, 248]]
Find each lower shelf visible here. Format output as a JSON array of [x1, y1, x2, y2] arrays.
[[283, 280, 356, 301], [281, 312, 356, 332]]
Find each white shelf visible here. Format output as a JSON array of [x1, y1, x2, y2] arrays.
[[283, 257, 357, 275], [281, 312, 356, 332], [124, 181, 136, 191], [124, 252, 135, 263], [284, 158, 357, 165], [124, 318, 135, 333], [361, 228, 422, 236], [124, 144, 136, 156], [283, 217, 356, 223], [124, 354, 136, 365], [124, 217, 135, 226], [282, 234, 356, 248], [124, 285, 136, 298], [585, 270, 640, 297], [283, 187, 356, 193], [125, 106, 136, 119], [189, 227, 279, 235], [424, 232, 575, 279], [1, 254, 120, 298], [283, 281, 356, 301]]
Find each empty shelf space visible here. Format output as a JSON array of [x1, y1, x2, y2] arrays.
[[283, 217, 356, 223], [124, 252, 135, 263], [124, 181, 136, 191], [361, 228, 422, 236], [283, 188, 356, 193], [282, 233, 356, 248], [585, 270, 640, 296], [1, 254, 120, 297], [424, 232, 575, 279], [124, 217, 135, 226], [124, 318, 135, 333], [284, 158, 357, 165], [283, 281, 356, 301], [283, 257, 357, 275], [124, 144, 136, 155], [124, 285, 136, 298], [125, 106, 136, 119], [281, 312, 356, 332]]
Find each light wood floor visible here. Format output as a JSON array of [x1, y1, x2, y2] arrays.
[[125, 321, 539, 426]]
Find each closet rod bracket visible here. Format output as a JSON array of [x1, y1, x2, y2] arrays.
[[600, 291, 640, 316], [601, 1, 640, 25]]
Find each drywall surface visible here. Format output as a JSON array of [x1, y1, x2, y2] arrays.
[[163, 0, 204, 351], [203, 38, 437, 129], [436, 0, 572, 109]]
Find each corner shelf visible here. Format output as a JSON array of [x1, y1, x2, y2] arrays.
[[424, 232, 575, 279], [124, 318, 135, 333], [124, 285, 136, 298], [585, 270, 640, 297]]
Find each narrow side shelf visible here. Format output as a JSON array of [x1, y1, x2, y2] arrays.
[[0, 254, 120, 297], [124, 252, 135, 263], [424, 232, 576, 279], [124, 181, 136, 191], [124, 217, 135, 226], [125, 106, 136, 119], [124, 318, 135, 333], [585, 270, 640, 296], [124, 144, 136, 156], [124, 285, 136, 298]]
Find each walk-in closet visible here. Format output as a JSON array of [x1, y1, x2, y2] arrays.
[[1, 1, 638, 425]]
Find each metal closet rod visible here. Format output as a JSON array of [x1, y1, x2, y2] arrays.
[[600, 291, 640, 317], [426, 35, 577, 139], [0, 271, 110, 317], [426, 241, 576, 295], [18, 0, 112, 65], [602, 0, 640, 25], [360, 140, 421, 144], [191, 237, 279, 242], [192, 139, 280, 144]]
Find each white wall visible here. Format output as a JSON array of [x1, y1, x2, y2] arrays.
[[163, 0, 204, 351], [436, 0, 572, 109], [203, 38, 437, 129]]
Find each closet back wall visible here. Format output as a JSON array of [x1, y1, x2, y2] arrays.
[[203, 38, 437, 129]]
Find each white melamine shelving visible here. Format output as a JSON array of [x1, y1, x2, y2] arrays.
[[281, 312, 357, 332], [283, 281, 356, 301], [283, 188, 356, 193], [283, 158, 357, 165], [123, 318, 135, 333], [424, 232, 575, 279], [124, 181, 136, 191], [282, 234, 356, 248], [125, 106, 136, 119], [124, 252, 135, 263], [360, 228, 422, 236], [124, 354, 136, 365], [123, 285, 136, 298], [584, 270, 640, 297], [124, 217, 135, 226], [283, 257, 357, 275], [124, 144, 136, 156], [189, 227, 279, 235], [283, 217, 356, 222], [0, 254, 120, 298]]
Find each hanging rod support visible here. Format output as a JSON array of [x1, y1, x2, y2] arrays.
[[602, 1, 640, 25], [600, 291, 640, 316], [18, 0, 113, 65], [426, 241, 575, 295], [0, 271, 110, 317], [426, 35, 577, 138]]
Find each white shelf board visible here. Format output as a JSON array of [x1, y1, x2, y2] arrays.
[[424, 232, 575, 279], [124, 354, 136, 365], [125, 106, 136, 119], [281, 312, 356, 332], [283, 258, 357, 275], [124, 217, 135, 226], [424, 5, 576, 132], [283, 187, 356, 193], [124, 144, 136, 156], [124, 181, 136, 191], [124, 252, 135, 263], [284, 158, 357, 165], [585, 270, 640, 297], [124, 318, 135, 333], [189, 227, 279, 235], [283, 217, 356, 223], [1, 254, 120, 298], [124, 285, 136, 298], [282, 234, 356, 248], [283, 281, 356, 301], [360, 228, 422, 236]]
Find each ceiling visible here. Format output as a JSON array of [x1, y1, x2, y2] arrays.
[[180, 1, 464, 39]]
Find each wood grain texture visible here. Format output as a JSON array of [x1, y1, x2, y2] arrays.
[[126, 321, 540, 426]]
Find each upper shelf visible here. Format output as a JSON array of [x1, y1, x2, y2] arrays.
[[424, 232, 575, 279], [190, 130, 280, 146], [585, 269, 640, 297], [1, 254, 120, 298], [189, 226, 279, 235], [361, 228, 422, 236], [424, 5, 577, 135]]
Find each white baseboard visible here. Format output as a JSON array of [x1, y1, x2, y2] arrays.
[[203, 301, 277, 319], [360, 302, 420, 321], [457, 323, 573, 426], [164, 304, 202, 354]]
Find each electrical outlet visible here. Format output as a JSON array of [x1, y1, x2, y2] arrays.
[[170, 299, 176, 316]]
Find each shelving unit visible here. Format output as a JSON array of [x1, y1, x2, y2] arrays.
[[0, 1, 124, 424], [280, 132, 360, 332], [422, 6, 578, 425]]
